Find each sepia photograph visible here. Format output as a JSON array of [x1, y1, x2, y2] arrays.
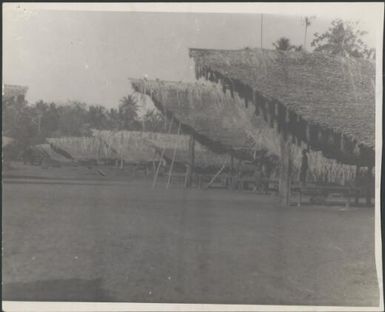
[[2, 3, 383, 311]]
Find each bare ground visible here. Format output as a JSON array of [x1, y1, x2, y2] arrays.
[[2, 164, 380, 306]]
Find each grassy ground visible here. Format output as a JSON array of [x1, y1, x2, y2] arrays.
[[2, 164, 380, 306]]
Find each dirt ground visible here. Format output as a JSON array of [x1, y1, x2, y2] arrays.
[[2, 164, 380, 306]]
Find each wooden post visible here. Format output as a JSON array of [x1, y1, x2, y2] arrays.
[[355, 165, 360, 205], [230, 154, 234, 189], [185, 134, 195, 188], [167, 122, 182, 189], [279, 133, 292, 206], [366, 165, 373, 206], [152, 116, 174, 188]]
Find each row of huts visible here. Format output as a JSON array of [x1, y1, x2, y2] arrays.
[[7, 47, 376, 204], [129, 47, 375, 204]]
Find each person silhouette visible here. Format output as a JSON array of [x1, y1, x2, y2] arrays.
[[300, 149, 309, 186]]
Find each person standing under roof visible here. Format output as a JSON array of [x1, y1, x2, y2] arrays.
[[300, 149, 309, 186]]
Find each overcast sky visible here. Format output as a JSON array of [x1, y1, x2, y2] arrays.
[[3, 7, 378, 110]]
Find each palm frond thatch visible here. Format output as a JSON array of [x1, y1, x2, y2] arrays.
[[131, 78, 359, 184], [189, 48, 375, 149], [47, 137, 116, 161]]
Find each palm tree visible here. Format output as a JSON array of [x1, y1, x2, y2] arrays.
[[273, 37, 293, 51], [118, 95, 139, 130], [303, 16, 315, 50]]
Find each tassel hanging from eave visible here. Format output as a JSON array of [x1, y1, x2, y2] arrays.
[[340, 133, 345, 153], [276, 103, 285, 134], [253, 92, 260, 116], [294, 114, 303, 146], [204, 68, 209, 81], [352, 141, 360, 158], [222, 80, 227, 94], [268, 101, 275, 128], [309, 124, 323, 151], [261, 100, 268, 124], [297, 117, 307, 143], [228, 79, 234, 98], [212, 71, 218, 83]]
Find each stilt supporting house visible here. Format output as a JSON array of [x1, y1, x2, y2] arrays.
[[185, 134, 195, 188], [279, 133, 292, 206], [366, 165, 373, 206]]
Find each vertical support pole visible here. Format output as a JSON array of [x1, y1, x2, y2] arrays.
[[260, 14, 263, 49], [366, 165, 373, 206], [237, 158, 243, 191], [230, 154, 234, 189], [355, 165, 360, 205], [185, 134, 195, 188], [167, 122, 181, 189], [279, 133, 292, 206], [153, 116, 174, 188]]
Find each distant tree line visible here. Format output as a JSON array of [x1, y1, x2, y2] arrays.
[[273, 18, 375, 59], [2, 93, 170, 157]]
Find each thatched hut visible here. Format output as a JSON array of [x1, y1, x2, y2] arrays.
[[47, 137, 117, 163], [131, 79, 283, 185], [130, 79, 278, 160], [91, 130, 158, 165], [92, 129, 231, 172], [3, 84, 28, 104], [188, 48, 375, 204], [131, 78, 359, 189], [2, 136, 14, 148], [189, 48, 374, 163], [30, 144, 73, 166]]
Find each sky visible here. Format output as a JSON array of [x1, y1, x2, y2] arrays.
[[3, 5, 379, 112]]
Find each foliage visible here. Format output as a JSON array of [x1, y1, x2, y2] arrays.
[[142, 110, 167, 132], [2, 93, 168, 159], [118, 95, 140, 130], [311, 19, 375, 59], [273, 37, 293, 51], [272, 37, 303, 52]]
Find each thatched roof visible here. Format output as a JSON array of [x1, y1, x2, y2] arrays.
[[131, 78, 363, 184], [33, 144, 73, 163], [92, 130, 166, 163], [2, 136, 14, 148], [93, 130, 230, 168], [189, 48, 375, 150], [3, 84, 28, 101], [161, 149, 230, 169], [131, 79, 278, 161], [47, 137, 117, 161]]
